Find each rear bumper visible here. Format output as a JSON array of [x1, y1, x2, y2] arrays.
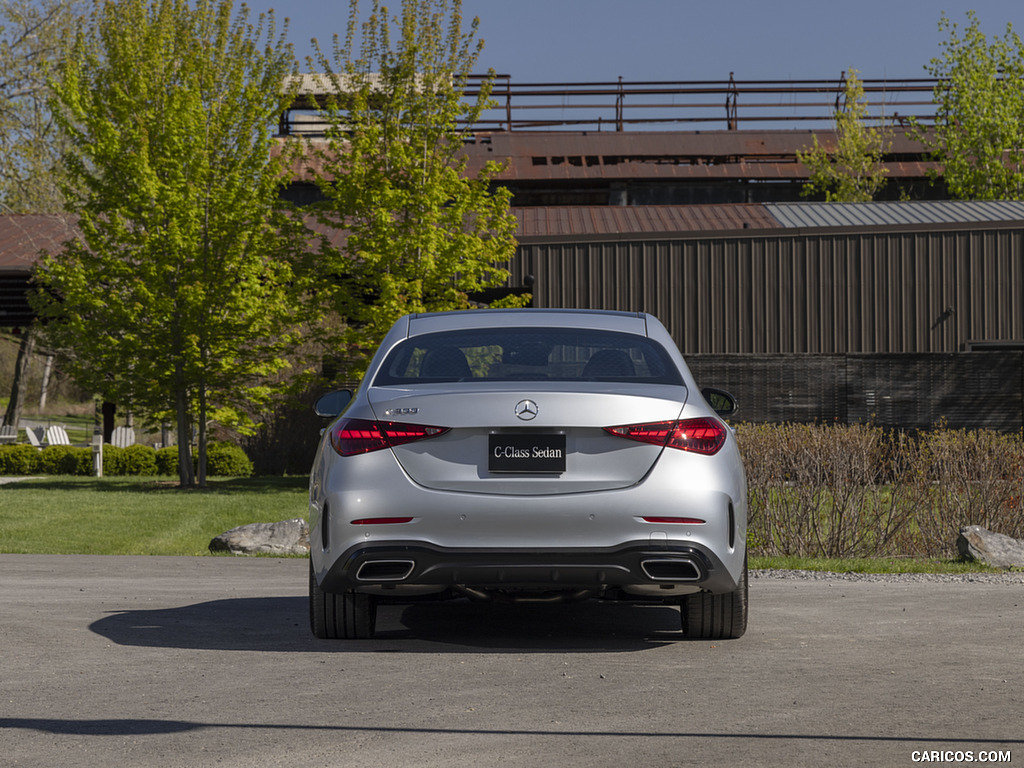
[[318, 539, 741, 595]]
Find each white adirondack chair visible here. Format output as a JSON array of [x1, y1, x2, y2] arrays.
[[43, 425, 72, 446], [111, 426, 136, 448]]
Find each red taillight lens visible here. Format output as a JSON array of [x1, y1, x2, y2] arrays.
[[329, 418, 449, 457], [605, 417, 727, 455]]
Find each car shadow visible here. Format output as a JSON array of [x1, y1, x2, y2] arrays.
[[88, 596, 687, 653]]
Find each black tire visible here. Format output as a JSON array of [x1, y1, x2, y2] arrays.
[[680, 556, 748, 640], [309, 560, 377, 639]]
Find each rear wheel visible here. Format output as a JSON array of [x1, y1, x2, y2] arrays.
[[309, 560, 377, 639], [680, 555, 747, 639]]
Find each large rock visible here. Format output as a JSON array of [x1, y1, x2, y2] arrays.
[[209, 519, 310, 556], [957, 525, 1024, 568]]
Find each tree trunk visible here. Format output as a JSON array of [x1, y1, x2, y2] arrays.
[[174, 362, 194, 487], [38, 354, 54, 410], [3, 327, 36, 428], [197, 379, 207, 488]]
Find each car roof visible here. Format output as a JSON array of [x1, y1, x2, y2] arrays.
[[405, 308, 649, 337]]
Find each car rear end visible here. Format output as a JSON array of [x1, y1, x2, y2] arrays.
[[309, 309, 747, 637]]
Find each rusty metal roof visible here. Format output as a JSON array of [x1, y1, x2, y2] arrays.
[[0, 215, 78, 271], [279, 128, 937, 184], [8, 202, 1022, 268], [463, 129, 936, 182], [475, 129, 929, 157]]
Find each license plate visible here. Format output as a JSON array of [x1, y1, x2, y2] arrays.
[[489, 433, 566, 473]]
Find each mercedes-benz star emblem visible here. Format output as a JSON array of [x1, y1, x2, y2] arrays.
[[514, 399, 539, 421]]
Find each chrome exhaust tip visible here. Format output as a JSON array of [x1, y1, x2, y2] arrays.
[[640, 558, 703, 581], [356, 560, 415, 582]]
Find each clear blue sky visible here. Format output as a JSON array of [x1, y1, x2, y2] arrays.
[[267, 0, 1024, 83]]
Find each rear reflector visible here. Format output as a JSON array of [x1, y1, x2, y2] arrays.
[[330, 418, 449, 456], [641, 516, 706, 525], [351, 517, 414, 525], [605, 417, 727, 455]]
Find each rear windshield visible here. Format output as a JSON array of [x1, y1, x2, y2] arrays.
[[373, 327, 683, 386]]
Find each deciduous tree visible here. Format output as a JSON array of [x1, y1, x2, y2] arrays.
[[798, 69, 890, 202], [922, 11, 1024, 200], [35, 0, 306, 486], [308, 0, 525, 374]]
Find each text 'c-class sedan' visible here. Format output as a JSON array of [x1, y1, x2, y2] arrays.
[[308, 309, 748, 640]]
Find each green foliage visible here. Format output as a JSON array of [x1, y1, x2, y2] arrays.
[[0, 444, 40, 474], [120, 444, 158, 475], [921, 11, 1024, 199], [101, 444, 158, 476], [158, 441, 253, 476], [36, 0, 308, 487], [155, 446, 179, 476], [797, 69, 890, 202], [309, 0, 527, 376], [101, 444, 124, 476], [38, 445, 87, 475], [205, 441, 253, 476], [0, 440, 250, 477]]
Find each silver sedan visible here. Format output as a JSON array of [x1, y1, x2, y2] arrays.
[[309, 309, 748, 640]]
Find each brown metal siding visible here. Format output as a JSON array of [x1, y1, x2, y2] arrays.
[[511, 226, 1024, 355]]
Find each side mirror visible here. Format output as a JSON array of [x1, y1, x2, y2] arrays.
[[313, 389, 353, 418], [701, 387, 737, 419]]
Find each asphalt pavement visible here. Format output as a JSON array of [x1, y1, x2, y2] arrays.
[[1, 555, 1021, 767]]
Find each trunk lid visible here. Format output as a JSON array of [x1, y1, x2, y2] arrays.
[[367, 383, 687, 496]]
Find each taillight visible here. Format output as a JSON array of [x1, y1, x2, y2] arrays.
[[605, 417, 727, 455], [329, 418, 449, 457]]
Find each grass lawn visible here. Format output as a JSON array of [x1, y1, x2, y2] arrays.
[[0, 476, 308, 556]]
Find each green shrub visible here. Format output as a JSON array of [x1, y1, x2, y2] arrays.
[[75, 448, 95, 476], [102, 444, 125, 476], [155, 446, 178, 476], [38, 445, 90, 475], [152, 444, 253, 477], [102, 444, 160, 476], [0, 444, 41, 475], [909, 427, 1024, 556], [736, 423, 1024, 560], [206, 441, 253, 477], [120, 444, 157, 475]]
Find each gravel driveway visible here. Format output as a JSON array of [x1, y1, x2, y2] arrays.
[[1, 555, 1021, 768]]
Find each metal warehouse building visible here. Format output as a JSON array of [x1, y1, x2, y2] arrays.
[[509, 201, 1024, 431]]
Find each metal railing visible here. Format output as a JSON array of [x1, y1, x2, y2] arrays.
[[281, 73, 941, 135], [470, 73, 939, 132]]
